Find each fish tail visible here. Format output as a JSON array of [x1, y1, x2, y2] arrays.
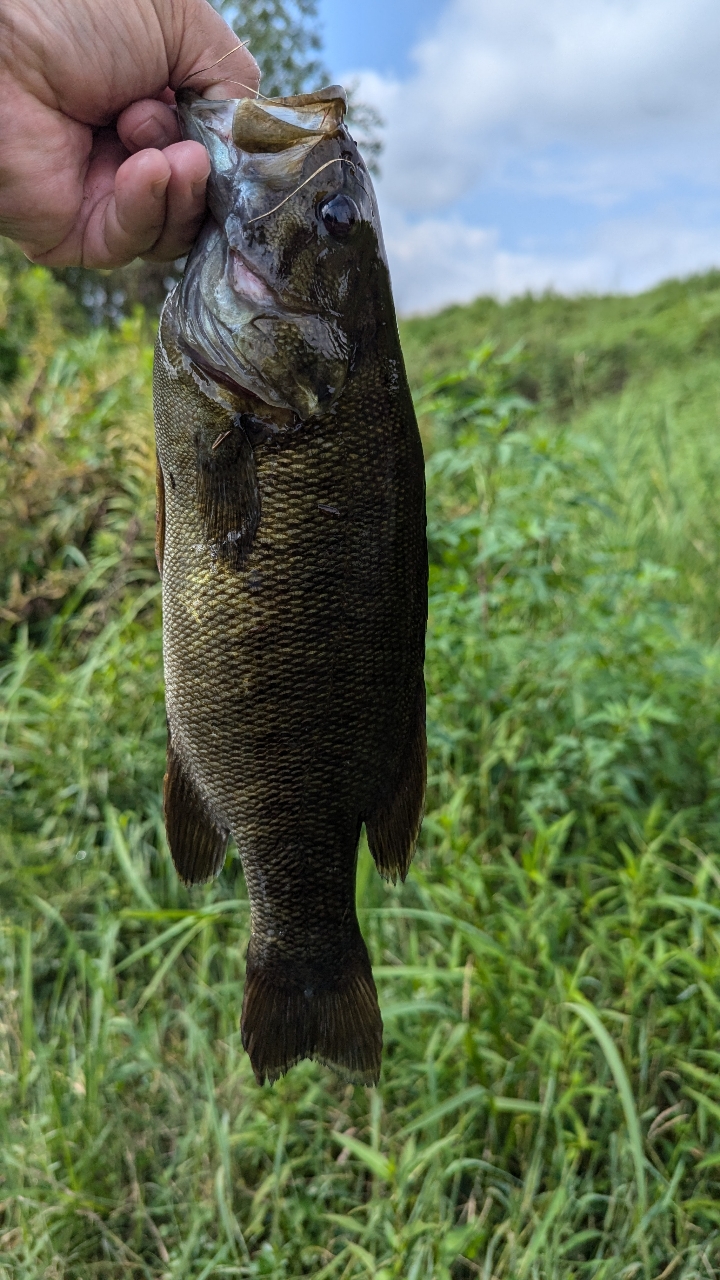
[[241, 939, 382, 1085]]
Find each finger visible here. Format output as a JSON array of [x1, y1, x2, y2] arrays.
[[33, 135, 171, 268], [118, 99, 181, 153], [140, 140, 210, 262], [167, 0, 260, 100], [87, 145, 172, 267]]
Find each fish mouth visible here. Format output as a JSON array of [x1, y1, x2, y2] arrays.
[[174, 203, 350, 422]]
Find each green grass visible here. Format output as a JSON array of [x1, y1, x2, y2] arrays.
[[4, 249, 720, 1276], [403, 275, 720, 642]]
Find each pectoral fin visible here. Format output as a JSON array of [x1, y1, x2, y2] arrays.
[[163, 737, 229, 884], [196, 418, 260, 568]]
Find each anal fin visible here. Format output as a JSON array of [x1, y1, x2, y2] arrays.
[[164, 737, 229, 884], [365, 682, 426, 883]]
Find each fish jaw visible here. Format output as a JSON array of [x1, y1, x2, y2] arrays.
[[176, 86, 346, 158], [176, 89, 345, 234], [172, 219, 349, 421], [173, 85, 381, 411]]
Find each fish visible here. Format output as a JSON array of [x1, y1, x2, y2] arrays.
[[153, 83, 427, 1085]]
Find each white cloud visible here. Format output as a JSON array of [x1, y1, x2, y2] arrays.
[[382, 213, 595, 312], [385, 210, 720, 315], [354, 0, 720, 213], [341, 0, 720, 310]]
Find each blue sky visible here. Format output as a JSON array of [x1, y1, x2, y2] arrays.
[[315, 0, 720, 313], [318, 0, 442, 80]]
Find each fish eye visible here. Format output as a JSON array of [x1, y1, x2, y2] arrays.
[[317, 194, 359, 239]]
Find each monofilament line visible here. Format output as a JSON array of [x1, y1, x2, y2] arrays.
[[246, 159, 355, 224], [176, 43, 259, 93], [210, 79, 277, 101]]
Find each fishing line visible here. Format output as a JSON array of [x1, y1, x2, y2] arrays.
[[247, 158, 356, 224], [208, 78, 276, 100], [176, 42, 261, 94]]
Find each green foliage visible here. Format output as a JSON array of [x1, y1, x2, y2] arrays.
[[0, 241, 81, 386], [0, 263, 156, 652], [4, 261, 720, 1276], [404, 271, 720, 642], [422, 344, 720, 850], [216, 0, 326, 97], [399, 271, 720, 405]]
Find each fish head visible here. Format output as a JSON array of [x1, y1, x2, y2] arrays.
[[172, 87, 386, 422]]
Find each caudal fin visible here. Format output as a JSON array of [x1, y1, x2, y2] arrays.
[[241, 942, 382, 1085]]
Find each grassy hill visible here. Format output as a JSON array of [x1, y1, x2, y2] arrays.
[[402, 274, 720, 641], [3, 243, 720, 1277], [400, 272, 720, 401]]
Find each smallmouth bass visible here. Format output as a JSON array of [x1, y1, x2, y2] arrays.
[[153, 85, 427, 1084]]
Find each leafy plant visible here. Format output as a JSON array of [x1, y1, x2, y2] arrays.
[[4, 262, 720, 1276], [217, 0, 326, 97]]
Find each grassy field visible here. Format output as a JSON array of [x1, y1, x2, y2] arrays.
[[4, 243, 720, 1277]]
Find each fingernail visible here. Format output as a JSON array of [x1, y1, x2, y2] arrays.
[[151, 176, 169, 199], [191, 175, 209, 199], [129, 121, 172, 151]]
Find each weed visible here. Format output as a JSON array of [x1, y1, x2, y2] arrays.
[[3, 257, 720, 1276]]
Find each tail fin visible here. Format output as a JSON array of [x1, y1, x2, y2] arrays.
[[241, 942, 382, 1085]]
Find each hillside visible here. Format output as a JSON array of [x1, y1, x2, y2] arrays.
[[400, 272, 720, 403], [3, 246, 720, 1277], [404, 273, 720, 641]]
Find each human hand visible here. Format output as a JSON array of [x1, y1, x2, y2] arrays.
[[0, 0, 259, 267]]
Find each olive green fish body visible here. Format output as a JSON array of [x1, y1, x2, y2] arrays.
[[154, 87, 427, 1084]]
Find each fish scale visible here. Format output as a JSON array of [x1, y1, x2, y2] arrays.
[[154, 85, 427, 1084]]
